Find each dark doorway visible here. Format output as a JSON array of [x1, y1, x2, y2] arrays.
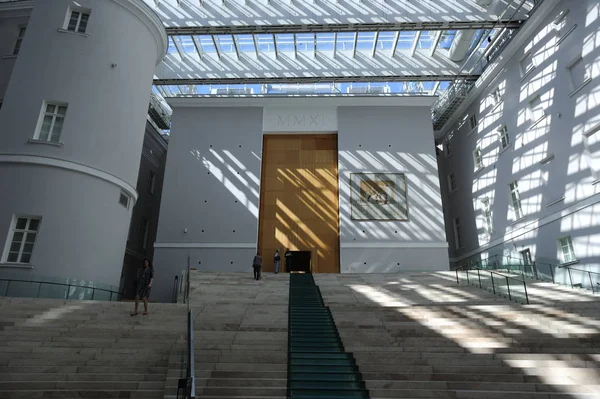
[[287, 251, 312, 273]]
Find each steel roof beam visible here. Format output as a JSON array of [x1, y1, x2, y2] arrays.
[[371, 31, 379, 58], [391, 31, 400, 57], [154, 74, 479, 86], [191, 35, 203, 59], [410, 31, 421, 57], [165, 21, 523, 36], [430, 31, 443, 57]]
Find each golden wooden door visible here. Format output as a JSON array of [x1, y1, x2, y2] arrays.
[[258, 134, 340, 273]]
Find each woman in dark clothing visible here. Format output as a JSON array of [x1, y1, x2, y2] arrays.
[[252, 253, 262, 280], [131, 259, 153, 316]]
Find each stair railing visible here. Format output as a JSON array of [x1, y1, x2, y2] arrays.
[[456, 265, 529, 304], [177, 310, 196, 399], [0, 278, 122, 301], [559, 265, 600, 294]]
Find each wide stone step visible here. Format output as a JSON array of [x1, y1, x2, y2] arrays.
[[0, 389, 164, 398], [0, 373, 166, 382]]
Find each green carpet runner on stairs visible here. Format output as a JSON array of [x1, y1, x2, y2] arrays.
[[287, 273, 370, 399]]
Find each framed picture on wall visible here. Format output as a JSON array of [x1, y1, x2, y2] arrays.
[[350, 173, 408, 221]]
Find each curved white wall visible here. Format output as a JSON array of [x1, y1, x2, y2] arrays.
[[0, 0, 166, 289]]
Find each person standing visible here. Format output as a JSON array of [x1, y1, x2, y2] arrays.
[[131, 259, 153, 316], [285, 248, 292, 272], [274, 249, 281, 274], [252, 253, 263, 280]]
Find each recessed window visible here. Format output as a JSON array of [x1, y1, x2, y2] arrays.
[[13, 26, 26, 56], [35, 102, 67, 143], [448, 173, 457, 192], [3, 216, 41, 264], [491, 87, 502, 105], [446, 139, 452, 157], [118, 191, 130, 209], [553, 9, 569, 30], [453, 218, 463, 250], [558, 236, 576, 264], [509, 181, 523, 220], [66, 8, 91, 34], [140, 219, 150, 251], [481, 197, 493, 235], [149, 171, 156, 195], [469, 114, 477, 130], [520, 52, 535, 78], [527, 95, 546, 125], [499, 125, 510, 149], [473, 147, 483, 170], [566, 56, 591, 93]]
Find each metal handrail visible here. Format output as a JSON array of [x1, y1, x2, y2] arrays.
[[0, 278, 122, 301], [559, 265, 600, 294], [177, 310, 196, 399], [456, 266, 529, 304]]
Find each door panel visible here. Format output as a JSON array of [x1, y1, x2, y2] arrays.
[[258, 134, 340, 273]]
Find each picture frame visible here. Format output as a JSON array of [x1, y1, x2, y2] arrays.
[[350, 172, 409, 221]]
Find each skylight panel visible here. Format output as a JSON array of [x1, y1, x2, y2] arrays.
[[199, 35, 217, 53], [296, 33, 315, 52], [235, 35, 255, 53], [376, 31, 396, 52], [396, 31, 416, 50], [417, 31, 435, 50], [316, 33, 335, 51], [255, 34, 275, 52], [439, 30, 457, 49], [275, 34, 295, 52], [336, 32, 355, 51], [356, 32, 377, 51]]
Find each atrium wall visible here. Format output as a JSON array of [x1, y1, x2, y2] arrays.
[[0, 0, 167, 291], [437, 0, 600, 288], [153, 97, 448, 301]]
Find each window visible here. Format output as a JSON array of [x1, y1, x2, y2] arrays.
[[13, 26, 26, 56], [3, 216, 40, 264], [140, 219, 150, 251], [119, 191, 130, 209], [527, 95, 546, 125], [473, 147, 483, 170], [566, 56, 591, 93], [66, 9, 90, 34], [149, 171, 156, 195], [481, 197, 493, 234], [446, 140, 452, 157], [492, 87, 502, 105], [448, 173, 457, 192], [469, 114, 477, 130], [35, 102, 67, 143], [509, 181, 523, 219], [499, 125, 510, 149], [520, 52, 535, 77], [558, 236, 576, 263], [453, 218, 463, 249]]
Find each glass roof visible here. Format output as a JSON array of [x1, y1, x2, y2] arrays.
[[165, 28, 499, 59], [153, 81, 452, 97]]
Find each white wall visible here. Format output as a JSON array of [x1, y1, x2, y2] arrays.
[[437, 0, 600, 287], [153, 106, 264, 301], [153, 97, 448, 301], [338, 106, 448, 272]]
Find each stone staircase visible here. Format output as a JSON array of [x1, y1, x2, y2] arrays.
[[164, 271, 289, 399], [315, 272, 600, 398], [0, 297, 186, 399]]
